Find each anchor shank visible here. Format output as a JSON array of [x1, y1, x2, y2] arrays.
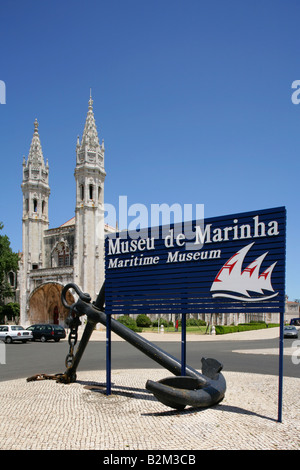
[[66, 298, 206, 384]]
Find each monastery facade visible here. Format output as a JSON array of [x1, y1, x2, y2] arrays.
[[17, 96, 286, 328], [19, 96, 114, 326]]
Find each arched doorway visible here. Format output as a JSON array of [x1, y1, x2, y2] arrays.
[[28, 282, 75, 325]]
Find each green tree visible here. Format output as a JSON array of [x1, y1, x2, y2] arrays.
[[0, 223, 19, 305], [1, 302, 20, 323]]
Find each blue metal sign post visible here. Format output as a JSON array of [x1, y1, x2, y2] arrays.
[[106, 313, 111, 396], [105, 206, 286, 420], [181, 314, 186, 376], [278, 311, 284, 423]]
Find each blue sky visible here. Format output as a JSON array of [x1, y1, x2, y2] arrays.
[[0, 0, 299, 300]]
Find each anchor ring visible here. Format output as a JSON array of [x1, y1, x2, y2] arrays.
[[61, 283, 91, 310]]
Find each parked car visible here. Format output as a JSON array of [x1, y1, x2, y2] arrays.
[[0, 325, 33, 343], [290, 318, 300, 326], [26, 324, 66, 342], [283, 325, 298, 338]]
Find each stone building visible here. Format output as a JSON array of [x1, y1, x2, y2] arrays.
[[285, 299, 300, 324], [19, 95, 114, 326]]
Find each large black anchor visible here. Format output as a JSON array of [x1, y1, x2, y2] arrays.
[[55, 282, 226, 410]]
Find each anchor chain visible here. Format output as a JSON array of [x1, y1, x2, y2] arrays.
[[26, 284, 89, 384], [64, 307, 81, 370], [27, 373, 65, 382], [26, 310, 81, 383]]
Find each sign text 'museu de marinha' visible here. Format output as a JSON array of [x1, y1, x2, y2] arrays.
[[105, 206, 286, 317]]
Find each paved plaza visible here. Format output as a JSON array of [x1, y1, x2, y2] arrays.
[[0, 328, 299, 451]]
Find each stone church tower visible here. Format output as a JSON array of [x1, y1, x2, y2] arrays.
[[21, 118, 50, 272], [20, 96, 112, 326], [20, 119, 51, 321], [74, 93, 106, 298]]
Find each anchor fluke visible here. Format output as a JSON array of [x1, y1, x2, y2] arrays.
[[146, 357, 226, 410]]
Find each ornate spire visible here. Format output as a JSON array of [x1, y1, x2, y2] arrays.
[[76, 93, 105, 169], [80, 91, 101, 151], [88, 88, 93, 110], [22, 119, 49, 186], [27, 119, 46, 168]]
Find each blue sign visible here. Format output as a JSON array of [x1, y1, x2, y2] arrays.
[[105, 207, 286, 317]]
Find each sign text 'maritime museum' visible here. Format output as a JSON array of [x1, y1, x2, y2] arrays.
[[105, 207, 286, 317]]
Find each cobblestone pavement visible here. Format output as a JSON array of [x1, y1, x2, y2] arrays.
[[0, 327, 299, 450]]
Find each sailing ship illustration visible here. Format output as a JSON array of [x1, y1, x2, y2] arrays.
[[210, 242, 279, 301]]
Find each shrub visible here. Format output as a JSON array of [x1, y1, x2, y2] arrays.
[[186, 318, 206, 327], [215, 325, 239, 335], [152, 318, 169, 328], [186, 318, 198, 327], [117, 315, 142, 332], [238, 323, 267, 331], [215, 322, 270, 335], [136, 314, 152, 328]]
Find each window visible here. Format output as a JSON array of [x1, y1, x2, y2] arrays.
[[33, 199, 38, 212], [57, 243, 70, 266], [89, 184, 94, 200], [58, 251, 70, 266], [52, 241, 71, 267], [80, 185, 84, 201], [8, 272, 15, 286]]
